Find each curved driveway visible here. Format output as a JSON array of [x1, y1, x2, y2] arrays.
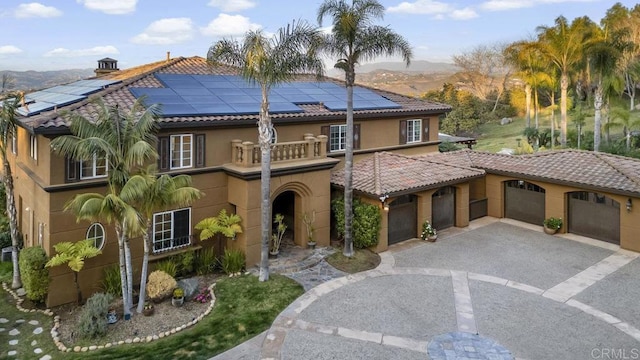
[[261, 219, 640, 360]]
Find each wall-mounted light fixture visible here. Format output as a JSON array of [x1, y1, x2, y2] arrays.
[[379, 194, 389, 211], [627, 198, 632, 212]]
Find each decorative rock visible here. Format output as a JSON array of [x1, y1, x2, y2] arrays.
[[146, 336, 153, 342], [9, 328, 20, 336], [16, 288, 26, 296], [31, 340, 37, 346], [30, 309, 36, 312], [9, 339, 18, 345], [73, 346, 81, 352], [118, 340, 124, 345], [177, 278, 199, 299], [152, 335, 159, 340], [125, 338, 132, 344], [29, 320, 39, 325], [0, 327, 5, 332], [40, 355, 52, 360], [158, 332, 165, 338], [0, 318, 8, 323], [105, 343, 112, 348], [81, 346, 88, 352], [89, 345, 97, 350], [8, 350, 17, 356], [164, 331, 171, 337], [15, 319, 25, 323], [33, 327, 43, 334], [98, 345, 104, 349], [133, 337, 141, 343], [34, 348, 43, 354]]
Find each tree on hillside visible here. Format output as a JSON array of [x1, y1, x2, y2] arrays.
[[0, 97, 22, 289], [318, 0, 412, 257], [208, 21, 324, 281], [537, 16, 590, 147], [51, 99, 159, 318], [606, 107, 640, 150], [120, 168, 202, 313]]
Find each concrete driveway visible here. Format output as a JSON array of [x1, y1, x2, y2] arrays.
[[260, 218, 640, 360]]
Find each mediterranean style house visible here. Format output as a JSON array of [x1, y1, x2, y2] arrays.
[[6, 56, 640, 307]]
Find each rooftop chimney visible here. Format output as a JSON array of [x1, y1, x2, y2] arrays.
[[167, 51, 171, 62], [94, 58, 119, 76]]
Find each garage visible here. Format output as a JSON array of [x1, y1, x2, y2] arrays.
[[568, 192, 620, 244], [504, 180, 545, 226], [388, 195, 417, 245], [432, 186, 455, 230]]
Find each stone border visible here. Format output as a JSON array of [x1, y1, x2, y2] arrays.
[[2, 282, 217, 354]]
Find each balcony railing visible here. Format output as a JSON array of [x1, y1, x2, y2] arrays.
[[231, 134, 328, 167]]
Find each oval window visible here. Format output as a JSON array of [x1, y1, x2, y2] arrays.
[[86, 223, 106, 250]]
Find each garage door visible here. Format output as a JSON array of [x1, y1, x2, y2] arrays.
[[568, 192, 620, 244], [388, 195, 417, 245], [432, 186, 455, 230], [504, 180, 545, 225]]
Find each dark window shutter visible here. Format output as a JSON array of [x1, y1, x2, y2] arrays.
[[353, 124, 361, 150], [399, 120, 407, 144], [321, 125, 330, 152], [158, 136, 169, 171], [422, 119, 430, 142], [65, 156, 80, 183], [195, 134, 205, 168]]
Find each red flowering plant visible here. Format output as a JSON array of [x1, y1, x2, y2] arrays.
[[194, 287, 211, 303]]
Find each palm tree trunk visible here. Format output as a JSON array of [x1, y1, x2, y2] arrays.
[[594, 81, 603, 152], [3, 160, 22, 289], [259, 87, 272, 282], [534, 89, 539, 129], [560, 72, 568, 147], [343, 68, 355, 258], [124, 237, 133, 310], [550, 92, 556, 150], [116, 222, 131, 317], [136, 221, 152, 313], [524, 84, 531, 128], [74, 271, 82, 304]]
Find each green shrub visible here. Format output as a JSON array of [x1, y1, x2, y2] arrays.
[[18, 246, 50, 303], [176, 250, 195, 277], [146, 270, 176, 301], [195, 247, 216, 275], [220, 248, 245, 275], [154, 259, 177, 278], [99, 264, 121, 297], [78, 292, 113, 339], [332, 197, 381, 249]]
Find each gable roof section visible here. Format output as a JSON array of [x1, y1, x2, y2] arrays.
[[421, 149, 640, 197], [17, 56, 451, 135], [331, 151, 485, 197]]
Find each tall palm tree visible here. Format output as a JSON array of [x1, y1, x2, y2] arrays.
[[536, 16, 589, 147], [120, 168, 202, 313], [0, 97, 22, 289], [606, 107, 640, 150], [208, 21, 324, 281], [318, 0, 412, 257], [51, 98, 159, 317]]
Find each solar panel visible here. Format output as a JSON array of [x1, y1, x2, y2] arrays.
[[191, 103, 237, 115], [270, 102, 304, 113], [17, 102, 56, 116], [180, 95, 225, 104], [159, 104, 197, 116], [173, 87, 213, 96]]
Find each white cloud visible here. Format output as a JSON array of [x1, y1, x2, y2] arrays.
[[387, 0, 453, 15], [14, 3, 62, 18], [207, 0, 256, 12], [200, 14, 261, 38], [0, 45, 23, 54], [130, 18, 195, 45], [44, 45, 119, 58], [480, 0, 596, 11], [451, 7, 478, 20], [77, 0, 137, 15]]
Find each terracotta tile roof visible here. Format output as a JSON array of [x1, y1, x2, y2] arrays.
[[331, 151, 485, 197], [19, 56, 451, 134], [420, 149, 640, 197]]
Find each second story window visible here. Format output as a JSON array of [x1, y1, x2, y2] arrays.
[[80, 154, 108, 179], [29, 134, 37, 161], [329, 124, 347, 152], [171, 134, 192, 169], [407, 119, 422, 143]]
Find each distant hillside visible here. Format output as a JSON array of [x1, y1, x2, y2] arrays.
[[327, 60, 458, 77], [1, 69, 94, 92]]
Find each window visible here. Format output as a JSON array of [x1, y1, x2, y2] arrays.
[[80, 154, 108, 179], [271, 128, 278, 144], [152, 208, 191, 253], [406, 119, 422, 143], [29, 134, 37, 160], [329, 124, 347, 152], [86, 223, 106, 250], [170, 134, 192, 169]]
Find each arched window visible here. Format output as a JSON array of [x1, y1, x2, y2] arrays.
[[86, 223, 106, 250], [271, 128, 278, 144]]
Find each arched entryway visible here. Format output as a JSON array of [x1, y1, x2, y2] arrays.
[[504, 180, 545, 225], [432, 186, 455, 230], [272, 191, 296, 247], [388, 194, 417, 245], [568, 192, 620, 244]]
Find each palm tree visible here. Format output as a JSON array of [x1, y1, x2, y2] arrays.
[[51, 98, 159, 317], [0, 97, 22, 289], [606, 107, 640, 150], [536, 16, 589, 147], [318, 0, 412, 257], [45, 239, 101, 304], [208, 21, 324, 281], [120, 168, 202, 313]]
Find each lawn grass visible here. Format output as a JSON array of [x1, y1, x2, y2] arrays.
[[64, 274, 304, 360], [326, 248, 381, 274], [0, 261, 12, 283]]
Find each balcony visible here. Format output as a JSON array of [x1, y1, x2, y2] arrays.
[[231, 134, 328, 168]]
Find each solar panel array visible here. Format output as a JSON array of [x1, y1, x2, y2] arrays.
[[128, 74, 401, 117], [17, 79, 121, 116]]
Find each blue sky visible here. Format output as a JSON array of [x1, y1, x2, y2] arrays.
[[0, 0, 634, 71]]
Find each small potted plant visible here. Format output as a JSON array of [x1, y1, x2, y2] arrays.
[[171, 287, 185, 307], [142, 302, 155, 316], [302, 211, 316, 249], [543, 217, 563, 235], [421, 220, 437, 242], [107, 308, 118, 324]]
